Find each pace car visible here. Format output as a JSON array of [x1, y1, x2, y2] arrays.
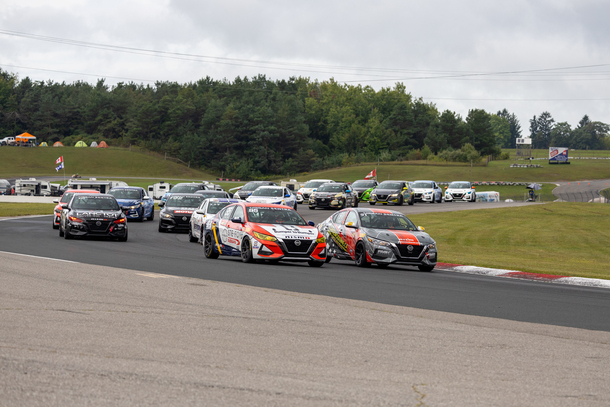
[[52, 189, 100, 229], [351, 179, 378, 202], [369, 180, 413, 206], [295, 179, 334, 204], [444, 181, 476, 202], [158, 193, 205, 233], [308, 182, 357, 210], [189, 198, 241, 243], [318, 208, 437, 271], [160, 182, 210, 204], [58, 193, 128, 241], [232, 181, 277, 200], [245, 186, 297, 209], [108, 186, 154, 221], [202, 203, 327, 267], [411, 180, 443, 203]]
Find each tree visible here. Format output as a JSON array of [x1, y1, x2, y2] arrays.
[[466, 109, 498, 156], [490, 114, 511, 148], [530, 112, 554, 149], [497, 108, 522, 148]]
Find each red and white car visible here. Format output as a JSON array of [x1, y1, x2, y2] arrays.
[[202, 202, 327, 267], [52, 189, 100, 229]]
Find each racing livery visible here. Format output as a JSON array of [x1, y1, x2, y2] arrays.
[[58, 193, 128, 241], [158, 193, 205, 233], [308, 182, 357, 210], [351, 179, 378, 202], [245, 186, 297, 209], [369, 180, 413, 206], [296, 179, 334, 204], [444, 181, 476, 202], [189, 198, 241, 243], [52, 189, 100, 229], [202, 203, 327, 267], [108, 186, 154, 221], [233, 181, 277, 200], [411, 180, 443, 203], [318, 208, 437, 271]]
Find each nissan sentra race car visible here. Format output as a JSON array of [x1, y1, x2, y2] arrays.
[[308, 182, 357, 210], [108, 186, 154, 221], [189, 198, 241, 243], [58, 193, 128, 241], [158, 193, 205, 233], [245, 186, 297, 209], [296, 179, 334, 204], [318, 208, 437, 271], [411, 180, 443, 203], [444, 181, 476, 202], [202, 202, 327, 267], [369, 180, 413, 206], [52, 189, 100, 229]]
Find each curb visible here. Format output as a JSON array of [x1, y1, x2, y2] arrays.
[[436, 263, 610, 289]]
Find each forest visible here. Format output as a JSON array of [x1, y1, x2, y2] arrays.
[[1, 68, 608, 177]]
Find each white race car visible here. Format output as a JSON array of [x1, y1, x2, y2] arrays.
[[246, 186, 297, 210], [189, 198, 241, 243], [411, 180, 443, 203], [444, 181, 476, 202], [296, 179, 334, 204]]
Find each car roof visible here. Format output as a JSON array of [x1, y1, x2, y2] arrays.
[[205, 198, 241, 203], [167, 193, 202, 197], [63, 189, 101, 194], [255, 185, 283, 189], [345, 207, 406, 216]]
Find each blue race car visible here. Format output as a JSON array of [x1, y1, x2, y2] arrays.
[[108, 186, 155, 221]]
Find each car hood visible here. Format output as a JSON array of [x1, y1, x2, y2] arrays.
[[363, 227, 435, 245], [73, 210, 122, 220], [446, 188, 473, 193], [115, 199, 141, 206], [297, 188, 316, 194], [412, 188, 434, 193], [246, 196, 285, 204], [372, 188, 401, 195], [254, 224, 318, 241]]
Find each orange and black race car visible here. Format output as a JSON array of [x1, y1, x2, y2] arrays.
[[317, 208, 437, 271], [202, 202, 327, 267]]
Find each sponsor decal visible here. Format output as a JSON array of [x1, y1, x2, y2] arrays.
[[259, 224, 316, 240], [174, 210, 193, 214]]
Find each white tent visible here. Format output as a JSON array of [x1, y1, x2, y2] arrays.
[[90, 141, 98, 147]]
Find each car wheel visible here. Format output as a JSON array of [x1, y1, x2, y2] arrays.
[[418, 265, 435, 272], [118, 229, 128, 242], [59, 224, 64, 237], [52, 221, 59, 230], [188, 228, 198, 243], [148, 209, 154, 221], [397, 195, 404, 206], [204, 233, 219, 259], [325, 255, 332, 263], [408, 196, 414, 206], [354, 243, 370, 268], [377, 263, 389, 268], [369, 202, 376, 206], [64, 225, 72, 239], [309, 206, 316, 210], [308, 260, 324, 267], [353, 197, 358, 208], [241, 237, 254, 263], [158, 222, 164, 233]]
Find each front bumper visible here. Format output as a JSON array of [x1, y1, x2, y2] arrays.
[[445, 192, 473, 202], [65, 221, 127, 238], [159, 216, 191, 231], [369, 194, 401, 205], [309, 197, 344, 208], [123, 206, 144, 219], [413, 192, 434, 203], [365, 239, 437, 267]]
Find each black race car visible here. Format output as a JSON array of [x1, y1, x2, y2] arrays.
[[58, 193, 128, 241], [369, 180, 414, 206], [158, 193, 205, 233], [308, 182, 358, 210]]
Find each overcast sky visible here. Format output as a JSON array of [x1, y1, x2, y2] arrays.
[[2, 0, 610, 134]]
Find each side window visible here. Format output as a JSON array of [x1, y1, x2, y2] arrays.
[[200, 201, 208, 212], [332, 210, 348, 225], [220, 206, 236, 220], [344, 210, 359, 227], [232, 205, 244, 221]]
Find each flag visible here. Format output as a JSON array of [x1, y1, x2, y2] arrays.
[[364, 169, 376, 180], [55, 162, 64, 172], [55, 156, 63, 165]]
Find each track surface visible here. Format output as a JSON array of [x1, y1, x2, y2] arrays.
[[2, 202, 609, 332]]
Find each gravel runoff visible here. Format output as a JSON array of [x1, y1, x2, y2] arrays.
[[1, 252, 609, 407]]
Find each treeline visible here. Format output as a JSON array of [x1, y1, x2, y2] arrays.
[[529, 112, 609, 150], [0, 69, 607, 177]]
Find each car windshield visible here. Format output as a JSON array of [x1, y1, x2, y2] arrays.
[[377, 181, 403, 190], [412, 182, 434, 189], [352, 180, 376, 188], [208, 202, 232, 214], [448, 182, 471, 189], [251, 187, 284, 197], [241, 182, 269, 192], [246, 207, 307, 225], [196, 191, 227, 198], [166, 195, 204, 208], [72, 196, 119, 211], [359, 212, 417, 231], [109, 189, 141, 199], [303, 181, 326, 188], [317, 184, 344, 192], [171, 185, 202, 193], [60, 192, 75, 203]]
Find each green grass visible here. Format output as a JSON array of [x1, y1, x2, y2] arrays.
[[408, 202, 610, 280], [0, 203, 55, 217]]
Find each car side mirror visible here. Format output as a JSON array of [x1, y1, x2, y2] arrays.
[[60, 204, 69, 209], [231, 217, 244, 224], [158, 201, 165, 207], [285, 193, 291, 197], [143, 196, 151, 200], [472, 186, 476, 189], [53, 199, 59, 203], [308, 221, 315, 226], [196, 210, 205, 215], [345, 190, 351, 193], [417, 226, 425, 231], [346, 222, 357, 228]]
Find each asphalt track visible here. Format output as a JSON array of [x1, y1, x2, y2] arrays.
[[1, 200, 609, 332]]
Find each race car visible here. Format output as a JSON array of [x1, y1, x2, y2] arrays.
[[444, 181, 476, 202], [160, 182, 211, 204], [108, 186, 154, 221], [351, 179, 378, 202], [232, 181, 277, 200], [411, 180, 443, 203], [158, 193, 205, 233], [58, 193, 128, 241], [189, 198, 241, 243], [318, 208, 437, 271], [52, 189, 100, 229], [368, 180, 413, 206], [308, 182, 357, 210], [245, 186, 297, 209], [296, 179, 334, 204], [202, 202, 327, 267]]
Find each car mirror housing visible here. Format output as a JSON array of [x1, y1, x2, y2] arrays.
[[231, 217, 244, 224], [417, 226, 425, 231], [346, 222, 357, 228], [60, 204, 69, 209], [285, 194, 291, 197], [158, 201, 165, 207], [308, 221, 315, 226], [196, 210, 205, 215], [143, 196, 151, 200]]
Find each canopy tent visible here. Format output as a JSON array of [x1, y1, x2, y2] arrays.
[[16, 132, 36, 144], [74, 141, 87, 147], [39, 142, 48, 146], [53, 141, 64, 147], [97, 140, 109, 148], [90, 141, 98, 147]]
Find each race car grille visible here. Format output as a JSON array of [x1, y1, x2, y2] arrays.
[[302, 193, 310, 199], [413, 193, 422, 199], [376, 194, 387, 200], [314, 199, 331, 207], [174, 215, 192, 226], [282, 239, 313, 254], [452, 193, 463, 198], [87, 220, 111, 232], [397, 244, 424, 258]]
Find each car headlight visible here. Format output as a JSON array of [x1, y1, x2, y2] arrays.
[[367, 236, 391, 246], [371, 193, 377, 198], [253, 231, 277, 242], [427, 243, 436, 250], [161, 212, 173, 219], [316, 236, 325, 244], [389, 193, 398, 198]]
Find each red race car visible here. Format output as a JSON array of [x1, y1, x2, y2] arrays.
[[202, 202, 327, 267], [52, 189, 100, 229]]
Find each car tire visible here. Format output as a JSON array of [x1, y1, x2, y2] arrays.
[[53, 223, 59, 229], [369, 202, 376, 206], [397, 196, 404, 206], [377, 263, 389, 268], [354, 243, 370, 268], [241, 237, 254, 263], [408, 196, 414, 206], [418, 265, 435, 272], [309, 206, 316, 210], [188, 228, 198, 243], [158, 222, 164, 233], [325, 255, 332, 263], [59, 224, 64, 237], [308, 260, 324, 267], [204, 233, 219, 259], [118, 230, 128, 242], [64, 226, 72, 239], [148, 209, 155, 221]]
